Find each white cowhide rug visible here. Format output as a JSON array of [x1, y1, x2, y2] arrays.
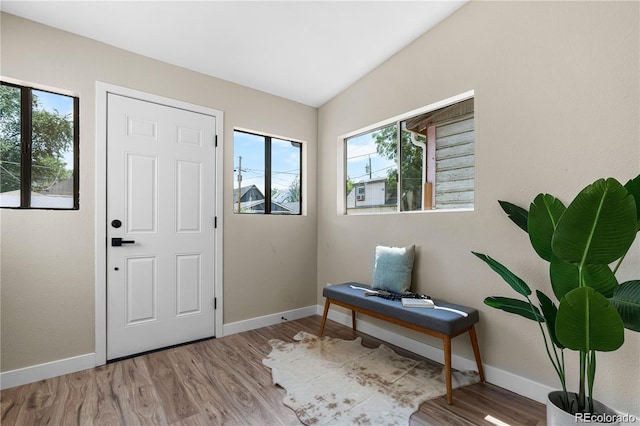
[[263, 331, 479, 425]]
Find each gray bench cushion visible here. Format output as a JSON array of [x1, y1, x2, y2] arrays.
[[323, 282, 479, 336]]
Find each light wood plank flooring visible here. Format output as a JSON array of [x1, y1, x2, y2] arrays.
[[1, 316, 545, 425]]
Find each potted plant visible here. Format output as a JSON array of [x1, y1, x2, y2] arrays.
[[472, 175, 640, 425]]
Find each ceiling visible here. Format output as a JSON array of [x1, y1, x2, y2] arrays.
[[1, 1, 467, 107]]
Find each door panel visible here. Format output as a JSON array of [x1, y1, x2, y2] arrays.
[[176, 160, 202, 232], [176, 254, 201, 315], [126, 256, 157, 324], [107, 93, 216, 360], [127, 153, 157, 233]]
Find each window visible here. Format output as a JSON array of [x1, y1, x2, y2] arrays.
[[233, 130, 302, 215], [345, 94, 474, 214], [345, 123, 398, 214], [0, 81, 79, 209]]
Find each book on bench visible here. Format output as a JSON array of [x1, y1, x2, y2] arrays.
[[401, 298, 435, 308]]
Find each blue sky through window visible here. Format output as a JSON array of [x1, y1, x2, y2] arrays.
[[346, 130, 395, 184], [233, 131, 300, 199], [34, 90, 74, 171], [234, 131, 266, 193]]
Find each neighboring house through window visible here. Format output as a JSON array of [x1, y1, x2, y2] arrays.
[[344, 92, 474, 215], [233, 129, 302, 215], [0, 81, 79, 209]]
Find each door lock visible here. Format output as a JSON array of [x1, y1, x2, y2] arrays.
[[111, 237, 136, 247]]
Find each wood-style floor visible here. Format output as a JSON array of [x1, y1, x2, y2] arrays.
[[1, 316, 545, 425]]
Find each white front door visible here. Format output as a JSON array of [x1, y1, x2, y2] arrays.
[[106, 93, 217, 360]]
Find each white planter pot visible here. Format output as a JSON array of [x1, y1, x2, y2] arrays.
[[547, 391, 620, 426]]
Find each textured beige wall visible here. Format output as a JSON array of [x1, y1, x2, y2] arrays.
[[317, 1, 639, 415], [0, 12, 317, 371]]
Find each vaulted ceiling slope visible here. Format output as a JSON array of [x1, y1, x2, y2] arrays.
[[1, 1, 467, 107]]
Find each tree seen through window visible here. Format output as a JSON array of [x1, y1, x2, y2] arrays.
[[0, 82, 78, 209]]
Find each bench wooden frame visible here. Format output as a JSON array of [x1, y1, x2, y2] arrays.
[[319, 297, 486, 405]]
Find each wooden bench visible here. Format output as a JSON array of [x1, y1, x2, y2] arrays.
[[319, 282, 485, 404]]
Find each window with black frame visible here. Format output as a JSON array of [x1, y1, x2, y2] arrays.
[[233, 129, 302, 215], [0, 81, 79, 209]]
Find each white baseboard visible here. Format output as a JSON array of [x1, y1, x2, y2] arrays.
[[317, 304, 554, 405], [223, 305, 318, 336], [1, 306, 317, 390], [0, 305, 553, 406], [0, 353, 96, 390]]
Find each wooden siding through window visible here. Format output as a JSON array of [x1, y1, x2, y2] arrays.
[[435, 116, 474, 209]]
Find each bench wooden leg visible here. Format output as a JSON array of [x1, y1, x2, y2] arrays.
[[319, 299, 331, 336], [352, 310, 357, 331], [444, 335, 453, 405], [469, 325, 485, 382]]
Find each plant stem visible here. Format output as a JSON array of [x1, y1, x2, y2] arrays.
[[558, 349, 566, 392], [526, 295, 567, 400], [577, 265, 587, 412], [587, 350, 596, 413], [560, 351, 572, 412], [612, 252, 627, 274], [579, 351, 586, 412]]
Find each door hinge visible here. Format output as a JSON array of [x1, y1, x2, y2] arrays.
[[214, 297, 217, 310], [214, 216, 217, 228], [215, 134, 218, 147]]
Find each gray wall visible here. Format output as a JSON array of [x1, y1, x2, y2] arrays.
[[317, 1, 639, 415]]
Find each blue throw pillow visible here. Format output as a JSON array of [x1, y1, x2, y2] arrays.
[[371, 245, 415, 294]]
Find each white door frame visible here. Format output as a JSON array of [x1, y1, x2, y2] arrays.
[[95, 81, 224, 365]]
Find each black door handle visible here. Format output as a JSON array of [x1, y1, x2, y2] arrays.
[[111, 237, 136, 247]]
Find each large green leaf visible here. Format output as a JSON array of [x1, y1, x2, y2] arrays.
[[624, 175, 640, 226], [550, 256, 618, 299], [499, 200, 529, 233], [556, 287, 624, 352], [472, 252, 531, 296], [484, 297, 544, 322], [550, 256, 579, 299], [553, 178, 637, 266], [610, 280, 640, 332], [528, 194, 566, 261], [537, 290, 564, 348]]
